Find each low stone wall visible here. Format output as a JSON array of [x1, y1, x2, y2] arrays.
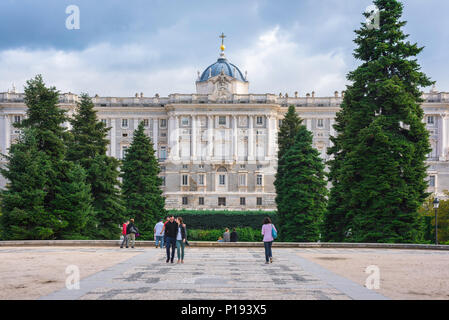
[[0, 240, 448, 250]]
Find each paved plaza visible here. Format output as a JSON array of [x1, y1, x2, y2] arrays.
[[1, 246, 449, 300]]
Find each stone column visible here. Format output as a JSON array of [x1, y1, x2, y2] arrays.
[[207, 115, 214, 160], [168, 116, 175, 160], [152, 118, 158, 157], [329, 118, 335, 148], [134, 118, 139, 130], [174, 115, 180, 160], [110, 118, 116, 158], [440, 114, 448, 161], [4, 115, 11, 156], [248, 115, 254, 161], [267, 115, 273, 159], [191, 115, 197, 161], [306, 118, 312, 131], [233, 115, 238, 161]]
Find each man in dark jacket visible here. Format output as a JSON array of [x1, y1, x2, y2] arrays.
[[162, 215, 177, 263], [126, 219, 138, 249], [230, 228, 238, 242]]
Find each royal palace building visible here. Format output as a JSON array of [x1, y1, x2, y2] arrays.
[[1, 42, 449, 210]]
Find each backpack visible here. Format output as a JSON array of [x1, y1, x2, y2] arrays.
[[271, 224, 277, 240]]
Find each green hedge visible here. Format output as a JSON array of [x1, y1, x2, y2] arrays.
[[168, 210, 277, 230], [187, 227, 262, 242]]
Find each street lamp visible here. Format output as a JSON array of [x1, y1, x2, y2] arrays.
[[433, 198, 439, 245]]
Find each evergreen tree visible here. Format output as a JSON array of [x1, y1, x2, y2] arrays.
[[51, 162, 94, 239], [5, 75, 93, 240], [0, 129, 60, 239], [325, 0, 432, 243], [277, 105, 303, 155], [121, 122, 166, 239], [68, 93, 125, 239], [275, 125, 328, 242]]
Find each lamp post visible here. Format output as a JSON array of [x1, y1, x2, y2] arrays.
[[433, 198, 439, 245]]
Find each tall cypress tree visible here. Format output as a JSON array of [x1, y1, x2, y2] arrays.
[[275, 125, 328, 242], [68, 93, 125, 239], [121, 122, 166, 239], [325, 0, 432, 243]]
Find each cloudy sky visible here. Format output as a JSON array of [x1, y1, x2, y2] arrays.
[[0, 0, 448, 97]]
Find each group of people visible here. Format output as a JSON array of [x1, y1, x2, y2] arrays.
[[154, 215, 188, 264], [120, 215, 277, 265], [120, 219, 139, 249], [217, 228, 238, 242]]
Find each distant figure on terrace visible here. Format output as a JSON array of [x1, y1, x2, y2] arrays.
[[230, 228, 238, 242], [223, 228, 231, 242]]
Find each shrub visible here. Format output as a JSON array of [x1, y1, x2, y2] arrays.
[[168, 210, 277, 230]]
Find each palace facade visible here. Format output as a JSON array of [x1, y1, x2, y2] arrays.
[[1, 45, 448, 209]]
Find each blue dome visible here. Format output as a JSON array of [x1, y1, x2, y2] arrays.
[[199, 57, 247, 82]]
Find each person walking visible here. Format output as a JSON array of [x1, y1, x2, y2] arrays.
[[230, 228, 238, 242], [162, 216, 170, 248], [223, 228, 231, 242], [127, 218, 138, 249], [162, 215, 177, 263], [120, 220, 129, 248], [176, 217, 187, 264], [261, 217, 277, 264], [154, 219, 165, 249]]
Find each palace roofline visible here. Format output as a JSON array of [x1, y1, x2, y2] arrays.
[[1, 90, 448, 107]]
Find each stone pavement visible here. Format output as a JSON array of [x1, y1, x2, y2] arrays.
[[40, 247, 387, 300]]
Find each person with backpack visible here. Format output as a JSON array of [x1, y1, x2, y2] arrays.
[[261, 217, 277, 264], [126, 218, 139, 249]]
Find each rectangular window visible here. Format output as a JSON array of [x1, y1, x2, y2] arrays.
[[101, 119, 107, 125], [239, 174, 246, 186], [122, 119, 128, 128], [278, 119, 283, 127], [181, 117, 190, 126], [161, 176, 166, 186], [218, 197, 226, 206], [429, 176, 436, 187], [199, 164, 205, 169], [182, 197, 188, 205], [122, 146, 129, 159], [256, 197, 263, 206], [317, 119, 324, 128], [160, 146, 167, 160], [428, 116, 434, 125], [218, 116, 226, 125], [219, 174, 226, 185], [198, 174, 205, 186], [199, 197, 204, 205], [240, 164, 246, 169], [160, 132, 167, 137], [182, 175, 189, 186], [142, 119, 149, 127], [182, 164, 188, 169], [13, 115, 21, 124], [256, 174, 263, 186], [256, 116, 263, 125], [240, 197, 246, 206], [160, 119, 167, 128]]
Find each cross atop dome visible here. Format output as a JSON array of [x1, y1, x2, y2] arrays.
[[219, 32, 226, 57]]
